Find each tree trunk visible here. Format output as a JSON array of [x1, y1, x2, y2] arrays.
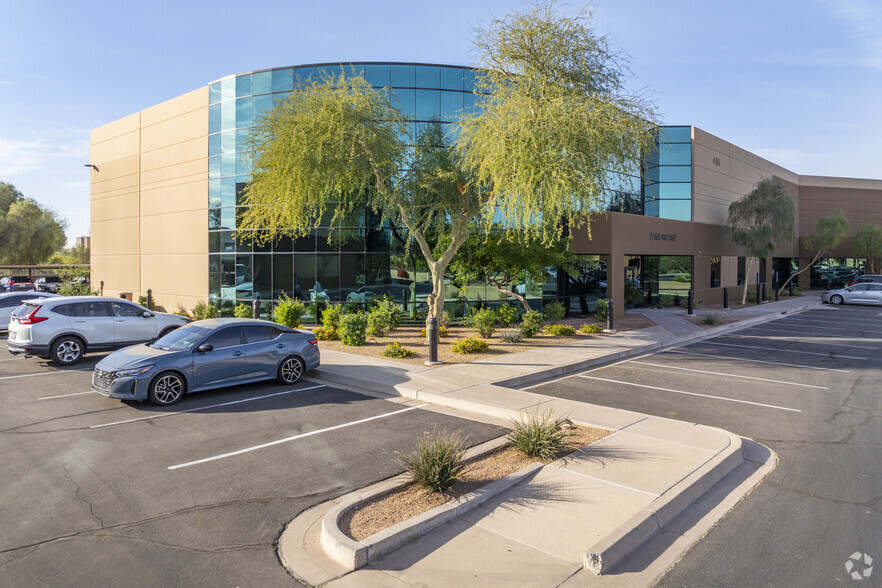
[[741, 256, 753, 305], [777, 250, 824, 296], [488, 280, 532, 311]]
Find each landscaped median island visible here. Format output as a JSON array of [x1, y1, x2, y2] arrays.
[[339, 420, 613, 542]]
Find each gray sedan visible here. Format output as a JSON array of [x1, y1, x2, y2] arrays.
[[822, 283, 882, 306], [91, 318, 320, 406]]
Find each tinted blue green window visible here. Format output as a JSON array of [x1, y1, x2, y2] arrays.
[[209, 133, 221, 157], [209, 156, 220, 179], [221, 78, 235, 101], [658, 183, 691, 199], [272, 69, 293, 92], [659, 143, 691, 166], [363, 64, 390, 87], [209, 179, 221, 207], [209, 82, 222, 104], [235, 74, 252, 97], [391, 64, 415, 87], [253, 94, 273, 120], [659, 127, 691, 143], [440, 67, 463, 91], [415, 65, 440, 88], [440, 91, 463, 119], [235, 97, 253, 127], [221, 101, 235, 131], [209, 104, 221, 134], [659, 166, 691, 182], [221, 177, 236, 207], [658, 200, 691, 221], [252, 71, 272, 94], [415, 89, 440, 119], [293, 67, 315, 86], [391, 88, 415, 118]]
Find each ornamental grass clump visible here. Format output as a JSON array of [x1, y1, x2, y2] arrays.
[[399, 430, 468, 493], [500, 329, 522, 344], [507, 412, 573, 462], [702, 313, 721, 326]]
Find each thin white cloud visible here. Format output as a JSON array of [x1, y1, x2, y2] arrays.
[[819, 0, 882, 70]]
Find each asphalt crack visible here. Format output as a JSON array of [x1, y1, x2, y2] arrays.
[[60, 458, 104, 528]]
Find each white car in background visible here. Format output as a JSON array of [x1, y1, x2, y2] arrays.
[[7, 296, 189, 365], [0, 292, 59, 331]]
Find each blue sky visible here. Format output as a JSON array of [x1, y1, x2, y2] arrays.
[[1, 0, 880, 245]]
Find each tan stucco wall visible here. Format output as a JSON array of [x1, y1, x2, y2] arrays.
[[90, 87, 209, 313]]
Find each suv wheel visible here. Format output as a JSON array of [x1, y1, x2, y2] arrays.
[[50, 336, 84, 366]]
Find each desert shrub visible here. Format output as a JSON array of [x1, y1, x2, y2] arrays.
[[519, 310, 543, 338], [321, 303, 344, 330], [543, 300, 566, 322], [138, 295, 156, 310], [340, 312, 367, 346], [451, 337, 489, 354], [439, 310, 452, 328], [233, 303, 252, 319], [579, 323, 602, 334], [467, 307, 497, 338], [497, 302, 518, 327], [58, 282, 96, 296], [274, 294, 305, 328], [624, 281, 643, 306], [313, 326, 339, 340], [507, 412, 573, 461], [746, 290, 757, 304], [420, 326, 450, 338], [543, 324, 576, 336], [369, 296, 403, 334], [382, 341, 414, 358], [594, 299, 608, 321], [399, 430, 468, 493], [659, 294, 676, 308], [500, 330, 523, 344], [702, 313, 721, 326], [367, 312, 386, 337], [193, 300, 219, 320]]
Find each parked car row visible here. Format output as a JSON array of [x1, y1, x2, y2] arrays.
[[0, 275, 81, 293], [4, 294, 321, 407]]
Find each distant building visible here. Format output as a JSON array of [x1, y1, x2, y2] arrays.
[[89, 62, 882, 316], [75, 236, 91, 250]]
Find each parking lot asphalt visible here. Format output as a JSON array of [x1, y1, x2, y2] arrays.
[[0, 346, 506, 586], [527, 306, 882, 586]]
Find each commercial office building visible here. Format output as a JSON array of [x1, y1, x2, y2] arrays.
[[89, 62, 882, 316]]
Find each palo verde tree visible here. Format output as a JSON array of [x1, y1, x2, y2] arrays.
[[448, 232, 575, 311], [777, 209, 849, 295], [0, 182, 67, 264], [726, 177, 796, 304], [239, 2, 657, 322], [853, 224, 882, 274]]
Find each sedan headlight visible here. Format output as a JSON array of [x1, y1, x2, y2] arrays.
[[114, 365, 154, 379]]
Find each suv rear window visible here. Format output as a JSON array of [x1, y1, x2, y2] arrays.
[[12, 303, 39, 318]]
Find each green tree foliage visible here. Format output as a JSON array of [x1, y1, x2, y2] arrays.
[[239, 2, 656, 324], [448, 232, 575, 311], [726, 178, 795, 304], [0, 182, 67, 264], [853, 224, 882, 275], [778, 210, 849, 294]]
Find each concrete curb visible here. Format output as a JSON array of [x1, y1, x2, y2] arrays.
[[318, 435, 544, 571], [581, 426, 744, 574]]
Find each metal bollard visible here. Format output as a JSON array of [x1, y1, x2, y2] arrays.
[[607, 299, 614, 331], [146, 289, 152, 310], [774, 284, 779, 301], [427, 317, 439, 363], [762, 282, 766, 302], [252, 298, 260, 319], [688, 289, 694, 315], [789, 282, 794, 297], [755, 282, 761, 304], [723, 287, 729, 309], [99, 280, 104, 296]]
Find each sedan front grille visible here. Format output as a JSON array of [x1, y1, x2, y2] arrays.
[[92, 368, 114, 391]]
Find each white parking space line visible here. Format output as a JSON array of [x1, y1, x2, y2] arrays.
[[90, 385, 326, 429], [168, 403, 429, 470], [705, 341, 867, 360], [724, 333, 877, 350], [38, 391, 95, 400], [665, 350, 850, 373], [625, 361, 829, 389], [577, 375, 802, 413], [0, 368, 92, 381], [0, 357, 26, 362], [744, 324, 882, 342], [783, 319, 882, 334]]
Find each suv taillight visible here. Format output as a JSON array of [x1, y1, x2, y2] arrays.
[[19, 306, 48, 325]]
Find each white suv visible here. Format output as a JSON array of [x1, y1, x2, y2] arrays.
[[7, 296, 190, 365]]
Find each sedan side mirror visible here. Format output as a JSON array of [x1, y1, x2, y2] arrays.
[[196, 344, 214, 353], [142, 311, 154, 318]]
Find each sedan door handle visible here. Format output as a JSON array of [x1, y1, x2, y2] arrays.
[[233, 351, 244, 356], [276, 344, 285, 348]]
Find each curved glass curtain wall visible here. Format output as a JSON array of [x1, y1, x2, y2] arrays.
[[206, 63, 691, 318], [207, 63, 481, 317]]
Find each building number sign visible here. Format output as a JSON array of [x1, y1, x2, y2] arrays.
[[713, 156, 721, 167]]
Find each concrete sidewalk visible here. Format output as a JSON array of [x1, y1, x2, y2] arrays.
[[280, 294, 820, 587]]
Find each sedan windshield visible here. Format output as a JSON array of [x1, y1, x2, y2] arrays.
[[149, 325, 213, 350]]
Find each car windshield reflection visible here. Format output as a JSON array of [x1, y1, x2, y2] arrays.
[[149, 325, 212, 350]]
